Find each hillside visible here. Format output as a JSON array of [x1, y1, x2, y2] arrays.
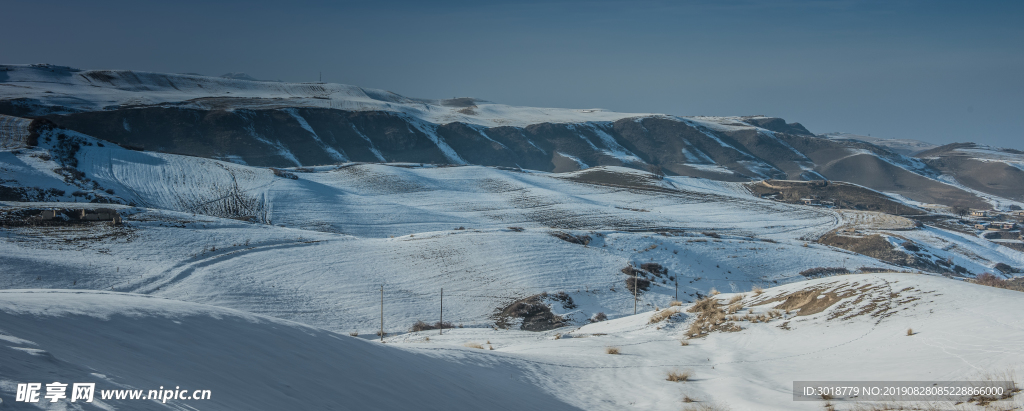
[[2, 275, 1022, 411], [2, 131, 1022, 334], [3, 73, 1024, 409], [0, 290, 580, 410], [4, 64, 1023, 210]]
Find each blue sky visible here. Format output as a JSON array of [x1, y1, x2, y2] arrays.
[[4, 0, 1023, 149]]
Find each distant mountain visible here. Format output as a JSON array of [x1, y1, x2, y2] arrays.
[[220, 72, 261, 81], [1, 64, 1021, 209], [819, 132, 938, 156]]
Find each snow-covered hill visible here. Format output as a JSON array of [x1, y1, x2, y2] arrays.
[[6, 64, 1023, 209], [2, 274, 1021, 411], [2, 136, 1021, 335], [0, 289, 580, 410], [3, 64, 1024, 410]]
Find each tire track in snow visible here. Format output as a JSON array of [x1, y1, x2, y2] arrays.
[[119, 239, 329, 294]]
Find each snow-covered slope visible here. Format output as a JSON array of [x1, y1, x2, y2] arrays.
[[3, 138, 1021, 336], [0, 64, 654, 128], [6, 64, 1020, 210], [3, 274, 1021, 411], [0, 290, 579, 410], [392, 273, 1024, 411]]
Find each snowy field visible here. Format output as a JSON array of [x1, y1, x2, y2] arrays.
[[1, 274, 1021, 410], [2, 130, 1023, 409]]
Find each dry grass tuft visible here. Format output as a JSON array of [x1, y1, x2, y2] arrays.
[[666, 369, 693, 382], [728, 295, 743, 304], [752, 286, 764, 295], [726, 303, 742, 314], [906, 328, 913, 336], [709, 288, 721, 296], [685, 295, 743, 338], [682, 402, 730, 411], [683, 394, 697, 403], [649, 308, 680, 324], [349, 332, 358, 337], [605, 346, 621, 355], [489, 345, 494, 350], [464, 342, 484, 349], [670, 300, 683, 307], [679, 339, 690, 346], [688, 296, 720, 313]]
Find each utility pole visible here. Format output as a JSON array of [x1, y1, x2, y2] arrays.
[[675, 276, 678, 301], [380, 285, 384, 342], [439, 288, 444, 335]]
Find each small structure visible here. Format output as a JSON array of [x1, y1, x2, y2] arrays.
[[989, 222, 1017, 231], [974, 223, 990, 230], [76, 208, 122, 224], [970, 210, 989, 218]]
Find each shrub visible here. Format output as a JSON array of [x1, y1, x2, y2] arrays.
[[971, 273, 1024, 292], [549, 291, 577, 309], [974, 273, 1007, 288], [605, 346, 620, 355], [752, 286, 764, 295], [799, 267, 850, 277], [624, 275, 651, 294], [640, 262, 668, 276], [903, 242, 920, 252], [591, 312, 608, 322], [994, 263, 1019, 274], [507, 226, 524, 232], [349, 332, 358, 337], [551, 231, 591, 245], [270, 168, 298, 180], [410, 320, 454, 332], [669, 300, 683, 307], [906, 328, 913, 336], [666, 369, 692, 382]]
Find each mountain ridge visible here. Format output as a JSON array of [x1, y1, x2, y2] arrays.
[[2, 64, 1022, 209]]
